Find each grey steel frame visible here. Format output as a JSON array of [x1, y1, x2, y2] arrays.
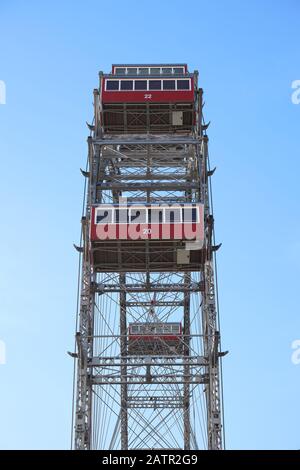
[[73, 68, 224, 450]]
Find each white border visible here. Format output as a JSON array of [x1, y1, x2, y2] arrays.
[[95, 205, 199, 224], [105, 78, 191, 92], [114, 66, 185, 75]]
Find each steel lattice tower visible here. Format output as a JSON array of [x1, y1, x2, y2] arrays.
[[72, 64, 225, 450]]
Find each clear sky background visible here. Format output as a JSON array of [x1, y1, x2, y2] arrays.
[[0, 0, 299, 450]]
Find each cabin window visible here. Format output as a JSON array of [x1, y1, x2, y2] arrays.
[[115, 209, 129, 223], [177, 79, 190, 90], [120, 80, 133, 90], [127, 68, 138, 75], [171, 324, 180, 333], [130, 208, 147, 223], [139, 67, 149, 75], [163, 80, 175, 90], [131, 325, 139, 333], [134, 80, 147, 90], [162, 67, 172, 74], [106, 80, 119, 90], [182, 207, 198, 223], [149, 80, 161, 90], [147, 325, 155, 333], [173, 67, 184, 74], [115, 68, 126, 75], [150, 67, 160, 75], [148, 208, 163, 223], [96, 209, 113, 224], [164, 208, 181, 223]]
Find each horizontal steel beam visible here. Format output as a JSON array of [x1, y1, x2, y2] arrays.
[[93, 138, 200, 145], [102, 156, 195, 162], [96, 182, 198, 190], [127, 396, 184, 403], [92, 375, 207, 385], [94, 265, 203, 273], [124, 197, 192, 202], [94, 283, 204, 293], [89, 360, 206, 368], [127, 404, 184, 409], [104, 174, 188, 181], [125, 301, 184, 307], [87, 335, 204, 339], [102, 155, 192, 161], [109, 162, 188, 168]]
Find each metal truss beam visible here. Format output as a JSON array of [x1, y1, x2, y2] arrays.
[[93, 138, 200, 145], [89, 356, 207, 367], [97, 182, 199, 191], [92, 375, 207, 385], [94, 283, 204, 294]]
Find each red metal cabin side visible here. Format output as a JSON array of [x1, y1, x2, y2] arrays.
[[101, 77, 194, 104], [127, 322, 183, 355], [90, 204, 204, 243]]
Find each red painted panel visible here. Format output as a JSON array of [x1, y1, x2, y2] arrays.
[[90, 206, 205, 243], [91, 222, 203, 242], [102, 90, 194, 103]]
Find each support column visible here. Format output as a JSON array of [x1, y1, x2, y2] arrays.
[[120, 273, 128, 449], [75, 217, 94, 449], [183, 272, 191, 450]]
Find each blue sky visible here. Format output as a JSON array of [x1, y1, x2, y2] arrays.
[[0, 0, 299, 449]]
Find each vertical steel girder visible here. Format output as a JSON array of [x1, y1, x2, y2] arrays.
[[74, 219, 94, 449], [183, 272, 191, 450], [120, 273, 128, 449], [74, 133, 97, 450], [201, 136, 222, 450]]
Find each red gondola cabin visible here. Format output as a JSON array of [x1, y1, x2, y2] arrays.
[[128, 322, 182, 355], [100, 64, 196, 133]]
